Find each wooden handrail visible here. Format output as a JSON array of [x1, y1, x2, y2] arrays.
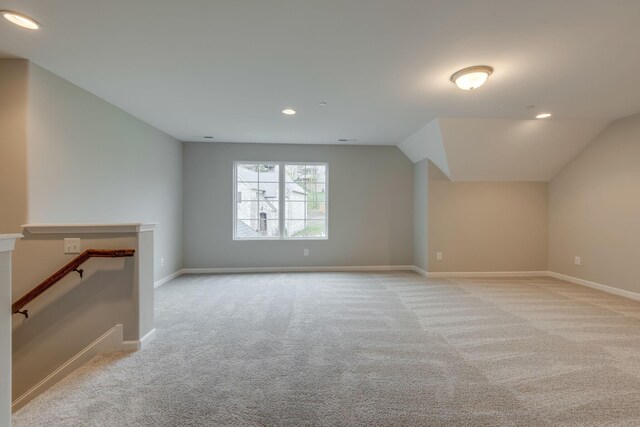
[[12, 249, 135, 317]]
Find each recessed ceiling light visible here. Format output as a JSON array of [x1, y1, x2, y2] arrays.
[[450, 65, 493, 90], [319, 102, 328, 107], [203, 136, 214, 139], [282, 109, 296, 115], [536, 113, 552, 119], [1, 10, 40, 30]]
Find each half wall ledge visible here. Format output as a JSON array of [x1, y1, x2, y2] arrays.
[[22, 223, 158, 234]]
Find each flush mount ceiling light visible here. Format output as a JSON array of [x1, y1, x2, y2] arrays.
[[450, 65, 493, 90], [1, 10, 40, 30], [536, 113, 552, 119], [282, 109, 296, 115]]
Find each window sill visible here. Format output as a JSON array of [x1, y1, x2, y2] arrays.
[[233, 237, 328, 241]]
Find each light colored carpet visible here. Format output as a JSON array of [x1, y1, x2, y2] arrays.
[[12, 272, 640, 426]]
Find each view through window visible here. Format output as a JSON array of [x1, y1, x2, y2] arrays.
[[234, 162, 327, 239]]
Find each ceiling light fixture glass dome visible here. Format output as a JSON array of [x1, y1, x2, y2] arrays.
[[450, 65, 493, 90], [1, 10, 40, 30]]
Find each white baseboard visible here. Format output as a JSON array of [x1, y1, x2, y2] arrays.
[[178, 266, 546, 278], [412, 266, 429, 276], [547, 271, 640, 302], [12, 324, 124, 412], [182, 265, 415, 274], [122, 328, 157, 351], [416, 269, 548, 278], [154, 269, 185, 288]]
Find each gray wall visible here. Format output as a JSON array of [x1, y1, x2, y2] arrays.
[[26, 63, 183, 280], [549, 113, 640, 293], [0, 247, 12, 425], [0, 59, 183, 404], [183, 142, 413, 268], [428, 163, 549, 272], [12, 234, 138, 399], [413, 159, 428, 271]]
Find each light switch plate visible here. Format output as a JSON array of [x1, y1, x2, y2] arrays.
[[574, 256, 581, 266], [64, 238, 81, 254], [436, 252, 443, 261]]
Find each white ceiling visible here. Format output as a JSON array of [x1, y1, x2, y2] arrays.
[[1, 0, 640, 146]]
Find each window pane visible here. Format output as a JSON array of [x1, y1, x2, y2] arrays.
[[236, 219, 279, 238], [284, 201, 326, 219], [258, 182, 279, 200], [236, 182, 260, 201], [306, 200, 326, 218], [313, 182, 326, 194], [284, 219, 306, 237], [237, 183, 279, 201], [303, 165, 326, 183], [236, 201, 258, 219], [284, 184, 306, 202], [236, 164, 279, 182], [285, 165, 325, 194], [286, 220, 326, 238], [284, 168, 306, 203], [284, 201, 306, 220], [236, 164, 260, 183], [258, 164, 279, 182], [257, 201, 279, 220], [285, 164, 306, 182]]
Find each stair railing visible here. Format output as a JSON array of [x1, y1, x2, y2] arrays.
[[12, 249, 135, 318]]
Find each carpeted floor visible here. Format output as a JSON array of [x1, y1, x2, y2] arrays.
[[12, 272, 640, 426]]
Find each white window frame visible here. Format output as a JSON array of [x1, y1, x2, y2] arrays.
[[233, 161, 329, 241]]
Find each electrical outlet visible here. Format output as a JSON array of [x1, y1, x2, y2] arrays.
[[160, 257, 165, 267], [574, 256, 581, 266], [436, 252, 443, 261], [64, 238, 81, 254], [304, 248, 309, 257]]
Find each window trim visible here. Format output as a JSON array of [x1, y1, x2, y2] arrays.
[[232, 161, 329, 241]]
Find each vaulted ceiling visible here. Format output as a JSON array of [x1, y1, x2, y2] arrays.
[[1, 0, 638, 178], [399, 118, 609, 181]]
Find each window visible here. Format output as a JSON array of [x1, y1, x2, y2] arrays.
[[234, 162, 328, 240]]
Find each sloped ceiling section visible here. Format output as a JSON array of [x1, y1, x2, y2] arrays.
[[399, 118, 610, 181], [397, 119, 450, 178]]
